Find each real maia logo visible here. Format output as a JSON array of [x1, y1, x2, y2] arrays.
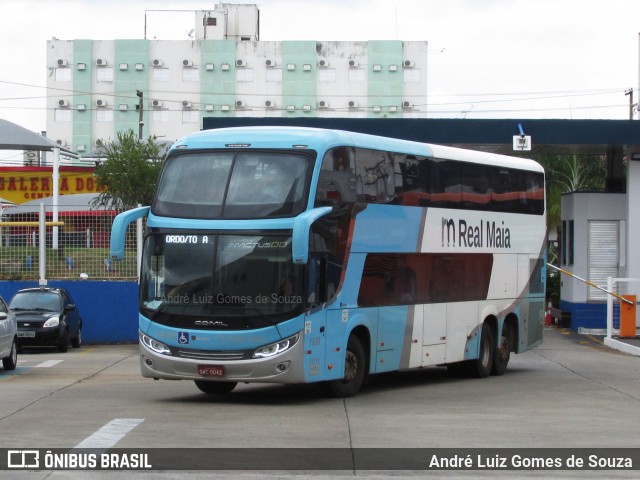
[[442, 217, 511, 248]]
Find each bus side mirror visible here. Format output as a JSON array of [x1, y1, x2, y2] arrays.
[[292, 207, 332, 265], [110, 206, 150, 260]]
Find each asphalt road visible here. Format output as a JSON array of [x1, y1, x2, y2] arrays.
[[1, 326, 640, 479]]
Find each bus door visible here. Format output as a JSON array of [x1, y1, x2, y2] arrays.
[[422, 304, 447, 366]]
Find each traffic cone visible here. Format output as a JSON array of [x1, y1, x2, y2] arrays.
[[545, 301, 552, 326]]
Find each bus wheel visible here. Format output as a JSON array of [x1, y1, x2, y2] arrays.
[[194, 380, 237, 395], [474, 322, 495, 378], [328, 336, 366, 398], [492, 323, 512, 376]]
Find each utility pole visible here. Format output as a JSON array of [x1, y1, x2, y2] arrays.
[[625, 88, 634, 120], [136, 90, 144, 139]]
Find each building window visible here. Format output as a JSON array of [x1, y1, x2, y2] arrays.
[[54, 109, 72, 122], [237, 68, 254, 82], [348, 69, 365, 83], [152, 110, 169, 122], [153, 68, 169, 82], [182, 68, 199, 82], [96, 67, 114, 82], [96, 109, 113, 122], [404, 69, 421, 83], [318, 68, 336, 82], [55, 68, 71, 82], [266, 68, 282, 82], [182, 110, 199, 123]]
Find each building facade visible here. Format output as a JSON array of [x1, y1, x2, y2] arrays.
[[45, 4, 428, 160]]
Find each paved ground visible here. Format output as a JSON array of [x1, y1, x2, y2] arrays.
[[1, 326, 640, 479]]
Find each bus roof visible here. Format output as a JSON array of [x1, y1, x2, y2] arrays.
[[172, 126, 544, 173]]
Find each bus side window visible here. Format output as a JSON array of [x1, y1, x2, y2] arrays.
[[315, 147, 357, 206]]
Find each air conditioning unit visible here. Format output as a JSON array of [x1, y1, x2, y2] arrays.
[[318, 59, 329, 68], [151, 100, 163, 108], [76, 144, 86, 152], [236, 59, 246, 67], [303, 105, 311, 111], [95, 99, 107, 108], [373, 105, 382, 112], [95, 139, 104, 147], [56, 139, 67, 147], [302, 64, 312, 71], [403, 60, 415, 68], [205, 104, 214, 112], [221, 63, 230, 71], [348, 100, 358, 108], [205, 63, 214, 71], [372, 64, 382, 72], [402, 100, 413, 109], [318, 100, 329, 109], [221, 105, 230, 111], [265, 100, 275, 108], [57, 59, 68, 67], [77, 63, 86, 71], [235, 100, 245, 108], [135, 63, 144, 71], [183, 59, 193, 67], [152, 59, 163, 67], [388, 105, 398, 112], [181, 100, 192, 109], [265, 59, 275, 67], [287, 63, 296, 71], [389, 64, 398, 72], [58, 99, 69, 107], [348, 60, 359, 68], [119, 63, 128, 71], [95, 58, 107, 66], [76, 104, 86, 111], [119, 104, 128, 111]]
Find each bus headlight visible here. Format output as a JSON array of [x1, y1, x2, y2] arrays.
[[140, 332, 172, 355], [253, 334, 299, 359]]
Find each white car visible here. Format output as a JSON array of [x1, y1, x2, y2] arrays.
[[0, 295, 17, 371]]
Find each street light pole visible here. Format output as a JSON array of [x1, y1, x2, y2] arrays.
[[625, 88, 634, 120], [136, 90, 144, 140]]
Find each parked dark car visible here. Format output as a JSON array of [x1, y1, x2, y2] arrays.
[[9, 287, 83, 352]]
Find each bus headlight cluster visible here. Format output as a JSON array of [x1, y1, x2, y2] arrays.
[[253, 334, 299, 359], [140, 332, 172, 355]]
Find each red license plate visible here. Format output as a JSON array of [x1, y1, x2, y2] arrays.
[[198, 365, 224, 377]]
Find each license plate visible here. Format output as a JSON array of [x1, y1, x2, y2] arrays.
[[198, 365, 224, 377], [18, 331, 36, 338]]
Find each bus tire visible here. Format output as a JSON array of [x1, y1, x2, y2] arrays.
[[471, 322, 495, 378], [492, 322, 512, 376], [194, 380, 237, 395], [328, 335, 366, 398]]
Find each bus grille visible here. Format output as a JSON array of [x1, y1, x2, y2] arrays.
[[171, 347, 251, 361]]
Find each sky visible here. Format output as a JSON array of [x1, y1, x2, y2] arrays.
[[0, 0, 639, 137]]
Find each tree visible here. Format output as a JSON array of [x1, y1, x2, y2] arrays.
[[93, 129, 165, 209], [534, 153, 608, 234]]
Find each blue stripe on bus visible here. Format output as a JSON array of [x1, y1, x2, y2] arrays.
[[350, 205, 424, 253]]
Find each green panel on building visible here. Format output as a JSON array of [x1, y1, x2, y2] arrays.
[[72, 40, 93, 157], [282, 41, 317, 117], [201, 40, 237, 117], [114, 40, 150, 137], [367, 41, 403, 118]]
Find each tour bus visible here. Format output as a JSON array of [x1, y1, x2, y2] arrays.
[[110, 127, 546, 397]]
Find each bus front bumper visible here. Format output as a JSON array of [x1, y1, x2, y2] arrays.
[[139, 331, 307, 384]]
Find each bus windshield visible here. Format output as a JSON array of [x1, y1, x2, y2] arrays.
[[152, 151, 313, 219], [140, 232, 305, 326]]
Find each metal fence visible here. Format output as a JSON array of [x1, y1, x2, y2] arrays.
[[0, 205, 139, 280]]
